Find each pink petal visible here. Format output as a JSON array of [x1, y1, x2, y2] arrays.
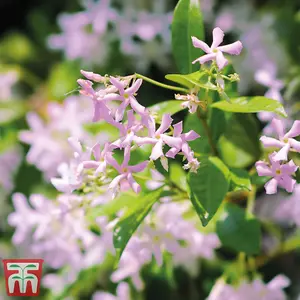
[[110, 76, 125, 93], [260, 136, 284, 148], [193, 53, 216, 65], [284, 120, 300, 139], [211, 27, 224, 49], [173, 121, 183, 137], [279, 176, 296, 193], [217, 41, 243, 55], [115, 99, 130, 122], [150, 139, 164, 160], [281, 160, 298, 175], [273, 144, 290, 161], [166, 148, 180, 159], [127, 110, 135, 128], [191, 36, 211, 53], [109, 174, 126, 190], [82, 161, 99, 169], [264, 178, 278, 194], [182, 130, 200, 141], [129, 96, 145, 115], [68, 137, 82, 154], [122, 146, 131, 168], [128, 161, 149, 173], [268, 275, 290, 290], [156, 114, 173, 135], [289, 138, 300, 152], [134, 136, 157, 146], [92, 143, 101, 161], [126, 79, 143, 95], [255, 161, 272, 176], [106, 154, 122, 173], [216, 51, 228, 70], [127, 173, 141, 193], [161, 135, 182, 149], [271, 118, 285, 139]]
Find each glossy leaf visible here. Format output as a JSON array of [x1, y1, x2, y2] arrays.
[[212, 96, 287, 118], [230, 168, 252, 191], [217, 203, 261, 255], [172, 0, 204, 74], [147, 100, 185, 119], [113, 188, 163, 258], [187, 156, 230, 226]]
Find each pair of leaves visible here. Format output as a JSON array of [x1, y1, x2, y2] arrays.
[[187, 156, 251, 227]]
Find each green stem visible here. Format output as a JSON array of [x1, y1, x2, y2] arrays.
[[135, 73, 189, 93], [246, 185, 256, 216], [196, 108, 218, 156]]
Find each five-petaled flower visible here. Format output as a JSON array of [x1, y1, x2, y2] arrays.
[[260, 118, 300, 161], [191, 27, 243, 70], [256, 152, 298, 194]]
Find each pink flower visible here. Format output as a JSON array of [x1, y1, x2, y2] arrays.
[[256, 152, 298, 194], [166, 121, 200, 172], [106, 146, 148, 197], [112, 110, 143, 148], [109, 77, 145, 121], [192, 27, 243, 70], [136, 114, 182, 163], [175, 93, 201, 114], [260, 118, 300, 161]]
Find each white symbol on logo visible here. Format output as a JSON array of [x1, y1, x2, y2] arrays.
[[7, 263, 39, 293]]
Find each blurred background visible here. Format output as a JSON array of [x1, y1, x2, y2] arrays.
[[1, 0, 300, 299]]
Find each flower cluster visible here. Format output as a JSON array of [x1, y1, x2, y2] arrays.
[[48, 0, 172, 71], [256, 118, 300, 194], [208, 275, 289, 300], [59, 70, 201, 198]]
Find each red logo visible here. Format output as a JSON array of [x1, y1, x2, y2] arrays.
[[2, 259, 44, 297]]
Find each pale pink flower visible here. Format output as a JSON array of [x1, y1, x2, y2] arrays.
[[192, 27, 243, 70], [166, 121, 200, 172], [106, 146, 148, 198], [109, 77, 145, 121], [260, 118, 300, 161], [256, 152, 298, 194], [175, 93, 201, 114]]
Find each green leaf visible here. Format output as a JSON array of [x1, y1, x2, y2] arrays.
[[218, 114, 261, 168], [166, 72, 217, 90], [147, 100, 185, 119], [83, 121, 119, 139], [187, 156, 230, 226], [217, 203, 261, 255], [230, 168, 251, 191], [211, 96, 287, 118], [170, 163, 187, 192], [172, 0, 204, 74], [113, 188, 164, 258]]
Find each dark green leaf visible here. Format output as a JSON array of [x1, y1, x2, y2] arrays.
[[212, 96, 287, 118], [187, 156, 230, 226], [113, 188, 163, 258], [218, 114, 261, 168], [217, 203, 261, 255], [172, 0, 204, 74]]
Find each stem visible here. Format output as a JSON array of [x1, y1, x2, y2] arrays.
[[197, 108, 218, 156], [135, 73, 189, 93], [246, 185, 256, 215]]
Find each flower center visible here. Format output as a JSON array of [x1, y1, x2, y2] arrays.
[[213, 48, 218, 53], [155, 133, 161, 139], [122, 167, 128, 173], [124, 93, 129, 99], [283, 138, 289, 143], [275, 169, 281, 175]]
